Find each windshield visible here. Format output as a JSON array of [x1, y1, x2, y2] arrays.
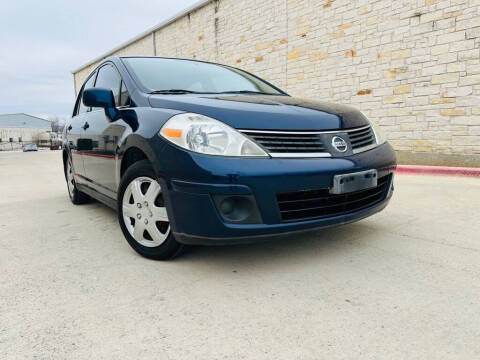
[[123, 57, 283, 95]]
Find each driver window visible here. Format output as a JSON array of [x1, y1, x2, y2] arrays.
[[95, 65, 121, 106]]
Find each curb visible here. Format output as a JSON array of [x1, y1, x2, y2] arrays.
[[396, 165, 480, 178]]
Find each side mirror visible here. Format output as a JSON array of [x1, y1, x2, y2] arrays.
[[83, 88, 119, 121]]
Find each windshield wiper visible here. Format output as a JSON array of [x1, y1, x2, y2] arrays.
[[149, 89, 200, 94], [217, 90, 274, 95], [150, 89, 278, 95]]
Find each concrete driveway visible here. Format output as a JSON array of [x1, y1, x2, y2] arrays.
[[1, 151, 479, 359]]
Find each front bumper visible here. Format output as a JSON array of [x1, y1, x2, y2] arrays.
[[153, 141, 396, 245]]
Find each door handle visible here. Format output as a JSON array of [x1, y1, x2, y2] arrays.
[[67, 125, 72, 132], [82, 122, 90, 130]]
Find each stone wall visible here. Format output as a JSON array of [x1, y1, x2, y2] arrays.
[[73, 0, 480, 165]]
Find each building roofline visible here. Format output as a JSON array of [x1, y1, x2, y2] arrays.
[[71, 0, 213, 74], [0, 113, 51, 123]]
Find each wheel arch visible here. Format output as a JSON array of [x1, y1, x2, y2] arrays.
[[118, 133, 161, 185], [120, 147, 149, 178]]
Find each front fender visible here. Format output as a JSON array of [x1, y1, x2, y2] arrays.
[[116, 107, 184, 185]]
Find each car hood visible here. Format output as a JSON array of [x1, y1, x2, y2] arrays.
[[148, 94, 369, 131]]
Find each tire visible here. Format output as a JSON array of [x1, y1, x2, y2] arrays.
[[65, 157, 90, 205], [117, 160, 184, 260]]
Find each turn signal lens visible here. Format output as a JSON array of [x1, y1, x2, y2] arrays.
[[162, 128, 182, 138]]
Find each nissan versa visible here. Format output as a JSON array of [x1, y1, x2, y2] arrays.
[[63, 56, 396, 260]]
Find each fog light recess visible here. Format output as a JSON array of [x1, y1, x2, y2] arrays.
[[212, 195, 262, 224]]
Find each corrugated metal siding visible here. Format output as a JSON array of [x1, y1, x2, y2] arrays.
[[0, 114, 51, 129]]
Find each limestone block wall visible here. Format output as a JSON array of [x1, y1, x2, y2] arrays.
[[73, 0, 480, 163]]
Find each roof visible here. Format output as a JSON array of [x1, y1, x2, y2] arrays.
[[0, 113, 51, 129], [71, 0, 212, 74]]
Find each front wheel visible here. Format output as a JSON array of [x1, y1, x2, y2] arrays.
[[117, 160, 183, 260]]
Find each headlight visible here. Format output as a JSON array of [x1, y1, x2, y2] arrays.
[[371, 121, 386, 145], [159, 113, 268, 157]]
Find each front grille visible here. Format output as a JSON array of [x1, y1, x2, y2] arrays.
[[240, 131, 327, 153], [240, 126, 377, 156], [349, 126, 375, 150], [276, 174, 391, 222]]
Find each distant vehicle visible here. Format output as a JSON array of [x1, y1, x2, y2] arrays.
[[22, 143, 38, 152], [63, 56, 396, 260], [37, 131, 61, 150]]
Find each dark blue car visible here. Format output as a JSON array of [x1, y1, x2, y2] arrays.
[[64, 56, 396, 259]]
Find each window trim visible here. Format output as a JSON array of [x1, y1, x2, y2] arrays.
[[119, 80, 131, 108], [73, 71, 97, 117]]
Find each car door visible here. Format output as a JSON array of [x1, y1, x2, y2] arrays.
[[66, 72, 96, 181], [82, 63, 130, 198]]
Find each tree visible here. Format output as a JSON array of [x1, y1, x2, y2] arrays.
[[47, 116, 66, 133], [49, 116, 59, 133]]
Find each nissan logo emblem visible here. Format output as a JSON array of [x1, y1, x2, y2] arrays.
[[332, 136, 348, 152]]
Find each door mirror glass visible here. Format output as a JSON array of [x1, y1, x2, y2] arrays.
[[83, 88, 115, 109], [83, 88, 119, 121]]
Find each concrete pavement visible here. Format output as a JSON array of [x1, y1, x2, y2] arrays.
[[1, 151, 479, 359]]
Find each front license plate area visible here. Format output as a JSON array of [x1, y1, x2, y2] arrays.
[[330, 169, 378, 194]]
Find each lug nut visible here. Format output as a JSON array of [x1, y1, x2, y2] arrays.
[[137, 203, 142, 208], [137, 213, 141, 219], [149, 211, 153, 217], [144, 219, 148, 225], [144, 201, 148, 207]]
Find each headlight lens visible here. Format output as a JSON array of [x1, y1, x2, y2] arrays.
[[159, 113, 268, 157], [371, 121, 386, 145]]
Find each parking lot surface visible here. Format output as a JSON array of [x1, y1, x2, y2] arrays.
[[1, 151, 479, 359]]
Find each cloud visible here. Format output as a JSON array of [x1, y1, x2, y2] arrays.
[[0, 0, 197, 117]]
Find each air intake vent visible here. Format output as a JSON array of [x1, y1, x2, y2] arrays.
[[276, 174, 391, 222], [349, 126, 375, 150]]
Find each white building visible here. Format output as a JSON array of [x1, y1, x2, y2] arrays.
[[0, 113, 51, 151]]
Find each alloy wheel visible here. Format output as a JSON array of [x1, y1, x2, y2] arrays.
[[122, 177, 170, 247]]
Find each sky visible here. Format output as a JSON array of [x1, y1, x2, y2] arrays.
[[0, 0, 197, 119]]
